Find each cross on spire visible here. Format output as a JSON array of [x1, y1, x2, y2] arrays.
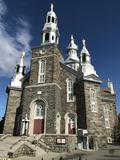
[[71, 34, 74, 41], [51, 3, 54, 11], [82, 39, 86, 47], [20, 51, 25, 58]]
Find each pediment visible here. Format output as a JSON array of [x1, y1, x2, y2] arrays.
[[8, 142, 36, 158], [84, 74, 102, 83]]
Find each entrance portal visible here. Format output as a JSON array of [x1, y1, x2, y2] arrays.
[[33, 101, 45, 134], [65, 113, 77, 134]]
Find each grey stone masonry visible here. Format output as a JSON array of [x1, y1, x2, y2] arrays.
[[3, 43, 117, 150], [3, 86, 22, 134], [29, 45, 63, 86], [20, 44, 63, 135], [21, 84, 61, 134], [83, 81, 107, 148], [60, 64, 77, 134], [101, 90, 117, 141], [75, 78, 87, 130]]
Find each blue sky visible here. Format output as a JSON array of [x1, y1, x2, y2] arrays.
[[0, 0, 120, 118]]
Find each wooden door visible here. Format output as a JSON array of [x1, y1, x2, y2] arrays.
[[33, 119, 44, 134]]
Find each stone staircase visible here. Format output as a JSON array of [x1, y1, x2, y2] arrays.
[[0, 135, 46, 158], [0, 135, 120, 160], [0, 135, 21, 158]]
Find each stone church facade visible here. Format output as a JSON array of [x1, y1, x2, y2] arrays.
[[3, 4, 117, 151]]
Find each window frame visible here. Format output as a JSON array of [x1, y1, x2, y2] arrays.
[[34, 102, 45, 119], [104, 105, 110, 128], [47, 16, 50, 23], [66, 79, 75, 102], [45, 33, 50, 43], [38, 59, 46, 83], [52, 17, 55, 23], [90, 88, 97, 112]]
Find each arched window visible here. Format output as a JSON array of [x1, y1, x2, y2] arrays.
[[52, 17, 55, 23], [38, 60, 46, 83], [65, 113, 76, 134], [47, 16, 50, 23], [66, 79, 74, 102], [33, 101, 45, 134], [90, 89, 97, 112], [91, 89, 96, 102], [82, 54, 86, 63], [35, 101, 45, 118], [52, 36, 54, 40], [104, 105, 110, 128], [45, 33, 49, 42], [16, 65, 19, 73]]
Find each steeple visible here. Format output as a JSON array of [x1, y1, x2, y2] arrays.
[[80, 39, 91, 64], [65, 35, 79, 71], [41, 3, 59, 45], [107, 78, 115, 94], [80, 39, 98, 76], [11, 52, 26, 88]]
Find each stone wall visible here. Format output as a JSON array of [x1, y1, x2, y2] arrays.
[[19, 45, 63, 135], [39, 134, 77, 152], [75, 78, 87, 129], [3, 44, 117, 150], [101, 90, 117, 142], [60, 64, 77, 134], [20, 44, 78, 136], [3, 86, 22, 134], [29, 45, 62, 86], [83, 81, 107, 148]]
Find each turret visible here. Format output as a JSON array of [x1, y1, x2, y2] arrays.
[[80, 39, 98, 76], [65, 35, 79, 71], [41, 3, 59, 45], [107, 78, 115, 94], [11, 52, 25, 88]]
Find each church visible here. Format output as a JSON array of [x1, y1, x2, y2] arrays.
[[3, 4, 117, 151]]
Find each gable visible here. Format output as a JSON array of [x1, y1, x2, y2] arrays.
[[84, 74, 102, 83]]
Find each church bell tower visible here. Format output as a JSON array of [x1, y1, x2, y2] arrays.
[[41, 3, 60, 45]]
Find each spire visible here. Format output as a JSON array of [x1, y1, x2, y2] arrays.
[[10, 51, 26, 88], [107, 78, 115, 94], [71, 34, 74, 40], [41, 4, 59, 45], [19, 51, 25, 73], [81, 39, 90, 56], [82, 39, 86, 47], [80, 39, 98, 76], [65, 35, 79, 71], [80, 39, 91, 64], [67, 35, 78, 51]]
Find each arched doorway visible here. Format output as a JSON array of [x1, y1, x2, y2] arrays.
[[33, 101, 45, 134], [65, 113, 77, 134]]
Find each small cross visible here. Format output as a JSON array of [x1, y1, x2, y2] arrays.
[[82, 39, 86, 46], [51, 3, 53, 11]]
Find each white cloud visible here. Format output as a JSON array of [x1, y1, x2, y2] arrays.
[[0, 0, 32, 77]]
